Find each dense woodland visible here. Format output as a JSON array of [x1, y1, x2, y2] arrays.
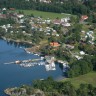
[[7, 77, 96, 96], [0, 0, 96, 16], [67, 55, 96, 78], [0, 0, 96, 24]]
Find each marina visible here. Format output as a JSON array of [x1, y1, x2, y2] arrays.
[[4, 56, 58, 71], [4, 58, 42, 65], [3, 39, 69, 72], [19, 61, 45, 67], [0, 39, 64, 96]]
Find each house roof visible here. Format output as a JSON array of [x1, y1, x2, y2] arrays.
[[81, 15, 88, 20], [9, 8, 15, 10], [50, 42, 60, 47], [53, 19, 61, 24]]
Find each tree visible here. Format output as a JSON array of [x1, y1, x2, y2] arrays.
[[77, 84, 88, 96], [61, 81, 76, 96], [91, 55, 96, 71], [67, 58, 93, 78]]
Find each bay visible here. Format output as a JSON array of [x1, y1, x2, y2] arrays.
[[0, 38, 63, 96]]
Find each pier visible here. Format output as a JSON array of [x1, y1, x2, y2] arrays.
[[4, 58, 42, 65], [57, 60, 69, 72], [4, 56, 69, 72], [4, 56, 57, 71], [4, 57, 46, 68]]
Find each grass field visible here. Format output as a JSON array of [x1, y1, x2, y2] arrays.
[[63, 72, 96, 88], [17, 10, 72, 19]]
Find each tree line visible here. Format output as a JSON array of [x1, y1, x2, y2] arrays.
[[14, 77, 96, 96], [67, 55, 96, 78], [0, 0, 96, 16]]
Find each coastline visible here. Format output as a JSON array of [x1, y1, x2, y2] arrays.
[[4, 77, 66, 96], [1, 36, 69, 67], [1, 36, 42, 55], [1, 36, 69, 65], [1, 36, 33, 45], [1, 37, 68, 96]]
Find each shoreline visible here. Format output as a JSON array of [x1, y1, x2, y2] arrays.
[[1, 36, 69, 67], [1, 37, 68, 65], [4, 76, 67, 96], [1, 36, 42, 56], [1, 37, 68, 96], [1, 36, 33, 45]]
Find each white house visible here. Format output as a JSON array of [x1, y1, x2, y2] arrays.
[[61, 17, 70, 23], [17, 14, 24, 19], [80, 51, 85, 55], [62, 23, 71, 27]]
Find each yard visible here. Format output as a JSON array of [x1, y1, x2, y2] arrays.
[[63, 72, 96, 88], [17, 10, 72, 19]]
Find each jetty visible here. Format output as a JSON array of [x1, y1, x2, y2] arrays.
[[44, 56, 56, 71], [4, 62, 15, 65], [4, 56, 57, 71], [45, 62, 56, 71], [57, 60, 69, 72], [4, 58, 42, 65]]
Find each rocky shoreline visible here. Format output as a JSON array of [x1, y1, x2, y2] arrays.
[[4, 87, 45, 96], [25, 45, 41, 54], [4, 87, 27, 96]]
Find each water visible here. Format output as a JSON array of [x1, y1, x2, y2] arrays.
[[0, 38, 63, 96]]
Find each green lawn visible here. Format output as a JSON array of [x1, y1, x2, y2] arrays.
[[63, 72, 96, 88], [17, 10, 72, 19]]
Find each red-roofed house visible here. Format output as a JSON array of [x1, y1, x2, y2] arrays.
[[81, 15, 88, 21], [50, 42, 60, 47]]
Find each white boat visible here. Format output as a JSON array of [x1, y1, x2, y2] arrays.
[[51, 62, 55, 68], [20, 46, 22, 48], [45, 63, 56, 71], [41, 57, 44, 60], [45, 64, 50, 71], [34, 53, 38, 55]]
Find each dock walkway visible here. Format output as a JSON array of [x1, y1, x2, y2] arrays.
[[4, 58, 42, 65]]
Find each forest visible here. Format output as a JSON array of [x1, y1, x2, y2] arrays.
[[5, 77, 96, 96], [0, 0, 96, 16], [67, 55, 96, 78]]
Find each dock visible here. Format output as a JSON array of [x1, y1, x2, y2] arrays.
[[4, 62, 15, 65], [57, 60, 69, 72], [45, 62, 56, 71], [4, 58, 42, 65], [19, 61, 45, 67], [4, 56, 57, 71]]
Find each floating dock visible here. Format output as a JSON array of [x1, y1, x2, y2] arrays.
[[4, 58, 42, 65], [4, 56, 57, 71], [45, 62, 56, 71]]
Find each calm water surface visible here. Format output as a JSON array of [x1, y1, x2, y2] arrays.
[[0, 38, 63, 96]]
